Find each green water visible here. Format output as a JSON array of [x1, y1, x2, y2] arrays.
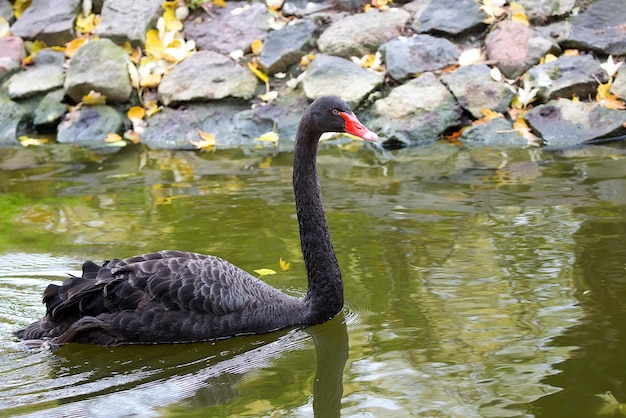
[[1, 140, 626, 417]]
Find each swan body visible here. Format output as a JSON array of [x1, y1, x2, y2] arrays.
[[15, 96, 378, 346]]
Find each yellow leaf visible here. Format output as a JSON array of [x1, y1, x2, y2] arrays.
[[540, 53, 558, 64], [247, 61, 268, 84], [251, 39, 263, 55], [563, 49, 580, 56], [0, 17, 9, 37], [258, 90, 278, 102], [18, 135, 47, 147], [140, 73, 162, 88], [145, 29, 165, 59], [279, 258, 290, 271], [254, 268, 276, 277], [82, 90, 107, 105], [212, 0, 227, 7], [254, 131, 279, 144], [596, 81, 613, 101], [600, 98, 626, 110], [162, 0, 183, 32], [65, 37, 87, 58], [75, 12, 97, 33], [300, 53, 315, 67], [127, 61, 140, 89], [509, 2, 529, 26], [105, 132, 122, 143], [190, 130, 217, 151], [144, 100, 162, 118], [127, 106, 146, 122], [13, 0, 32, 19]]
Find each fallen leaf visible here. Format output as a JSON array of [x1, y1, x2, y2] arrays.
[[75, 12, 97, 34], [127, 106, 146, 122], [18, 135, 47, 147], [247, 61, 268, 84], [254, 131, 279, 144], [540, 53, 558, 64], [258, 90, 278, 102], [145, 29, 165, 59], [509, 2, 529, 26], [254, 268, 276, 277], [162, 0, 183, 32], [105, 132, 122, 143], [13, 0, 32, 19], [0, 17, 9, 37], [190, 130, 217, 152], [472, 108, 503, 125], [65, 37, 87, 58], [601, 55, 623, 78], [81, 90, 107, 105], [251, 39, 263, 55], [513, 115, 542, 146], [458, 48, 481, 66], [300, 53, 315, 68], [279, 258, 291, 271]]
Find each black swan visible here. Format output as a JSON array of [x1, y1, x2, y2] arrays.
[[15, 96, 378, 346]]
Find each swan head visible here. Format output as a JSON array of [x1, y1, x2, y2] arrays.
[[308, 96, 379, 142]]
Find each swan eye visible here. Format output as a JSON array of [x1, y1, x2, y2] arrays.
[[332, 109, 340, 115]]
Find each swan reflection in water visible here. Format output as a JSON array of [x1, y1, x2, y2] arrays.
[[7, 314, 349, 417]]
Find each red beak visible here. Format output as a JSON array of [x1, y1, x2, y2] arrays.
[[339, 111, 379, 142]]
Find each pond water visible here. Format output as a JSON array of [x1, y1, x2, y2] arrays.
[[0, 140, 625, 417]]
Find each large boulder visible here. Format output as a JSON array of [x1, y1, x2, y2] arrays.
[[368, 72, 463, 146], [10, 0, 81, 45], [64, 39, 133, 104], [7, 50, 65, 100], [94, 0, 163, 47], [157, 51, 258, 106]]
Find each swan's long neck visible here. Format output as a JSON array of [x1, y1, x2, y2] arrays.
[[293, 117, 343, 322]]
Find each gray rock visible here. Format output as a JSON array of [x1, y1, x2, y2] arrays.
[[10, 0, 81, 45], [141, 101, 251, 150], [301, 54, 383, 107], [612, 68, 626, 100], [525, 54, 606, 103], [0, 37, 26, 80], [57, 105, 123, 146], [33, 89, 67, 129], [64, 39, 132, 104], [94, 0, 163, 47], [566, 0, 626, 55], [515, 0, 575, 24], [380, 34, 460, 82], [412, 0, 485, 35], [158, 51, 258, 106], [184, 2, 271, 55], [486, 20, 561, 79], [459, 117, 527, 148], [440, 64, 515, 119], [368, 72, 463, 146], [317, 9, 410, 58], [0, 0, 13, 23], [7, 50, 65, 100], [259, 19, 318, 75], [525, 99, 626, 148], [0, 97, 26, 146]]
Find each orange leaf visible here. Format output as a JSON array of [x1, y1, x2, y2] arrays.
[[251, 39, 263, 55]]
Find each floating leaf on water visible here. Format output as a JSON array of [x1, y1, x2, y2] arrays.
[[18, 136, 47, 147], [190, 130, 217, 152], [254, 268, 276, 277], [254, 131, 279, 144], [279, 258, 290, 271]]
